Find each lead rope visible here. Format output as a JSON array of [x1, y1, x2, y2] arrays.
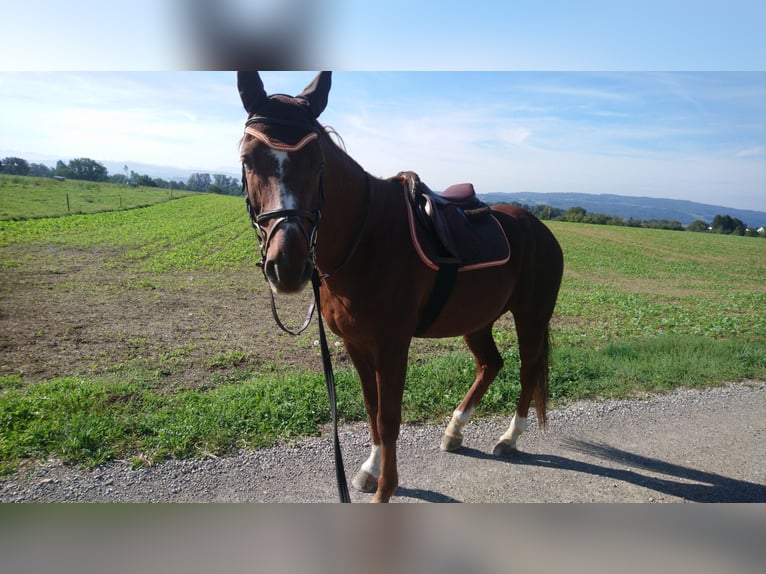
[[246, 203, 349, 502], [311, 269, 351, 503]]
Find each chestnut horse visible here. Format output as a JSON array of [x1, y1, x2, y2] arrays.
[[238, 71, 563, 502]]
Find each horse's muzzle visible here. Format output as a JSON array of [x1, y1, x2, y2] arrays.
[[263, 222, 314, 294], [264, 257, 313, 294]]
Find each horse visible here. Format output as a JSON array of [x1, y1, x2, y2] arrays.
[[237, 71, 564, 502]]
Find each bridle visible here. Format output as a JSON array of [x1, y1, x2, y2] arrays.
[[242, 113, 372, 307], [243, 115, 325, 277]]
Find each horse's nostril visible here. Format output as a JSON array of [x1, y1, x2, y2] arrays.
[[302, 261, 314, 283], [264, 260, 278, 285]]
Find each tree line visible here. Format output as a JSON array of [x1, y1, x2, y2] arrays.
[[1, 156, 242, 196], [497, 203, 764, 237], [3, 155, 762, 237]]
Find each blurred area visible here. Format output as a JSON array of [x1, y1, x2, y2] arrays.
[[178, 0, 338, 70], [3, 1, 763, 71], [0, 0, 342, 71], [1, 505, 764, 574]]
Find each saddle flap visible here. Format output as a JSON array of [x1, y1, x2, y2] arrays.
[[399, 171, 510, 269], [425, 195, 483, 260]]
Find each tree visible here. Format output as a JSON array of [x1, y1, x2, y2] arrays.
[[135, 174, 157, 187], [187, 172, 212, 192], [66, 157, 108, 182], [711, 214, 746, 236], [28, 163, 54, 178], [211, 173, 242, 195], [54, 160, 71, 178], [687, 219, 709, 232], [1, 156, 30, 175], [606, 216, 625, 226], [561, 206, 587, 223]]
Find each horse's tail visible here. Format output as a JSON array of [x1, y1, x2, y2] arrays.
[[534, 323, 551, 428]]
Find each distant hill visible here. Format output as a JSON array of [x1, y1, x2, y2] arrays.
[[480, 192, 766, 228]]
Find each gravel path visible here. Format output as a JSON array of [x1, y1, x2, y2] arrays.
[[2, 382, 764, 503]]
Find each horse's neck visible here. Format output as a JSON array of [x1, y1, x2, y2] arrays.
[[315, 140, 373, 275]]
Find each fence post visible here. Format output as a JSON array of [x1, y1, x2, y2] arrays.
[[66, 193, 70, 213]]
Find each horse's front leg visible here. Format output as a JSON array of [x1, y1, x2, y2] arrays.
[[345, 338, 410, 502], [344, 341, 380, 493], [371, 341, 410, 503]]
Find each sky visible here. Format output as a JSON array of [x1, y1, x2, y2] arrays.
[[1, 1, 765, 212], [2, 71, 764, 211]]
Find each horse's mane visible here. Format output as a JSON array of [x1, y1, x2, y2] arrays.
[[318, 123, 367, 176], [323, 125, 346, 151]]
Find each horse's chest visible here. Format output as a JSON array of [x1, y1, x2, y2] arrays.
[[321, 288, 412, 342]]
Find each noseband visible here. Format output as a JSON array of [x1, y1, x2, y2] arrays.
[[243, 115, 325, 270]]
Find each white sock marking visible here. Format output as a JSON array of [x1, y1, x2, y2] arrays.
[[499, 414, 527, 448], [445, 408, 473, 438], [360, 444, 381, 478]]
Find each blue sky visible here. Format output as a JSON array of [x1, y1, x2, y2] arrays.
[[1, 71, 764, 211]]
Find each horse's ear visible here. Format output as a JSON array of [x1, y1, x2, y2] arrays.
[[238, 71, 268, 115], [298, 71, 332, 118]]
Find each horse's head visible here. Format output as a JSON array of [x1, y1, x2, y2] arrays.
[[238, 71, 331, 294]]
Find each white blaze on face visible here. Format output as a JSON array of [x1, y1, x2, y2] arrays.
[[268, 149, 297, 210]]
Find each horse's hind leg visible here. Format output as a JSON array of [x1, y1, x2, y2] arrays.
[[493, 316, 551, 456], [440, 325, 503, 452]]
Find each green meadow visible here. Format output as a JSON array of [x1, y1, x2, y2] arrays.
[[1, 185, 764, 474], [0, 174, 194, 220]]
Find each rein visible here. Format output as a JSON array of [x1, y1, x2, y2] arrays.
[[243, 114, 373, 503]]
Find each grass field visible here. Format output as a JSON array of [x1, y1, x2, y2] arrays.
[[0, 174, 195, 220], [1, 187, 764, 474]]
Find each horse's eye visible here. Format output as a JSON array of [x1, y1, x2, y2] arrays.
[[242, 157, 253, 171]]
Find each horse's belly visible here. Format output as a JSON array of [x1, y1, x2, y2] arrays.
[[417, 268, 514, 338]]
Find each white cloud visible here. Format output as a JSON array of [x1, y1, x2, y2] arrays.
[[736, 146, 766, 158]]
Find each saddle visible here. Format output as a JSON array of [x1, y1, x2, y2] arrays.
[[399, 171, 510, 268], [398, 171, 511, 335]]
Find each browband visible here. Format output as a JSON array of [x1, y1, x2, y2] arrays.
[[244, 126, 319, 152], [244, 115, 322, 152]]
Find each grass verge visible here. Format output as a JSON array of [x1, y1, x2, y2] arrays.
[[2, 335, 764, 476]]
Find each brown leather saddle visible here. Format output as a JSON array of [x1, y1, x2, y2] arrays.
[[398, 171, 510, 335], [399, 171, 510, 268]]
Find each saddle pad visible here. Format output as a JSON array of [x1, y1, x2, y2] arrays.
[[402, 186, 511, 272]]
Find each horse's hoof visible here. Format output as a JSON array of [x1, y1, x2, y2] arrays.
[[352, 470, 378, 493], [492, 440, 518, 458], [440, 433, 463, 452]]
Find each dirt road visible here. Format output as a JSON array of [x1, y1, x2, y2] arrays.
[[2, 381, 764, 503]]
